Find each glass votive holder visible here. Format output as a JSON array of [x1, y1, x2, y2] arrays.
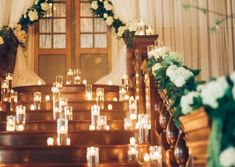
[[64, 106, 73, 120], [52, 84, 61, 120], [59, 97, 68, 116], [73, 69, 81, 84], [1, 80, 9, 102], [91, 105, 100, 126], [149, 146, 162, 166], [47, 137, 54, 146], [16, 105, 26, 131], [56, 75, 63, 89], [33, 91, 42, 110], [97, 115, 107, 130], [66, 68, 73, 85], [6, 115, 16, 131], [96, 88, 104, 109], [129, 96, 137, 118], [124, 117, 132, 130], [86, 146, 99, 167], [85, 84, 93, 100], [119, 85, 126, 101], [57, 117, 68, 145], [6, 73, 13, 89], [138, 127, 150, 144], [128, 144, 138, 162]]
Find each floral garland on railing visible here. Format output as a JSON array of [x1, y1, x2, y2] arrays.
[[0, 0, 52, 47], [147, 47, 235, 167], [89, 0, 138, 47]]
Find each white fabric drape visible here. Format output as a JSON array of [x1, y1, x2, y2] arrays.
[[0, 0, 45, 87], [96, 0, 139, 85]]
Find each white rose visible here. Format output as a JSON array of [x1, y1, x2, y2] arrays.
[[117, 26, 126, 37], [34, 0, 39, 5], [220, 147, 235, 167], [0, 36, 4, 45], [28, 10, 38, 21], [103, 13, 108, 19], [103, 1, 113, 11], [180, 91, 199, 115], [128, 22, 137, 32], [152, 63, 161, 76], [166, 65, 177, 78], [106, 16, 113, 26], [91, 1, 98, 10], [41, 2, 49, 11]]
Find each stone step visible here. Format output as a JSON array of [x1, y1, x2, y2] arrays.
[[0, 131, 136, 146], [0, 120, 124, 131]]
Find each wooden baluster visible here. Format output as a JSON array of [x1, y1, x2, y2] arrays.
[[174, 130, 189, 167]]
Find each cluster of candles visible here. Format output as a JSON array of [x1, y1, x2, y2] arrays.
[[0, 73, 18, 111], [47, 82, 73, 146], [127, 137, 162, 165], [136, 18, 155, 36], [119, 74, 129, 101], [66, 68, 81, 85], [6, 105, 26, 131]]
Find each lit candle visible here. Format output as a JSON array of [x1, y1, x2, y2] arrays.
[[83, 80, 87, 85], [45, 95, 50, 101], [6, 115, 15, 131], [47, 137, 54, 146], [107, 104, 112, 110], [66, 137, 71, 145], [89, 124, 96, 130], [6, 73, 13, 80], [144, 153, 150, 162], [37, 80, 42, 85], [108, 80, 112, 85], [130, 137, 136, 145], [30, 104, 36, 111], [113, 97, 118, 102]]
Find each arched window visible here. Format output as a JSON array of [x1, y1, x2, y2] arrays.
[[34, 0, 112, 83]]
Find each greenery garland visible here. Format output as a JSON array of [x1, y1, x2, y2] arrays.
[[88, 0, 137, 47], [0, 0, 52, 47]]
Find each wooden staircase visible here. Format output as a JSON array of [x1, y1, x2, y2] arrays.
[[0, 84, 150, 167]]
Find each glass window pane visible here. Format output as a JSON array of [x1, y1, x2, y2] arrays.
[[95, 34, 107, 48], [80, 3, 92, 17], [80, 18, 93, 32], [39, 19, 52, 33], [53, 35, 66, 48], [40, 35, 52, 48], [80, 34, 93, 48], [94, 18, 107, 32], [53, 3, 66, 17], [53, 19, 66, 32]]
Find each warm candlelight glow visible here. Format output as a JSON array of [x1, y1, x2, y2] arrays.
[[45, 95, 50, 101], [108, 80, 112, 85], [113, 97, 118, 101], [144, 153, 150, 162], [83, 80, 87, 85], [107, 104, 112, 110], [47, 137, 54, 146], [30, 104, 36, 111], [130, 137, 136, 145], [37, 80, 42, 85]]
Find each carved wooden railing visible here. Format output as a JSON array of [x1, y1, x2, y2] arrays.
[[129, 35, 210, 166]]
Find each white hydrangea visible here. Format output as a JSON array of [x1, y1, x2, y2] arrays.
[[127, 22, 138, 32], [106, 16, 113, 26], [152, 63, 161, 76], [230, 71, 235, 83], [165, 51, 182, 63], [41, 2, 49, 11], [103, 0, 113, 11], [103, 13, 108, 19], [0, 36, 4, 45], [28, 9, 38, 21], [219, 147, 235, 167], [166, 65, 193, 87], [201, 77, 229, 109], [180, 91, 199, 115], [91, 1, 98, 10], [154, 47, 171, 60], [117, 26, 126, 37]]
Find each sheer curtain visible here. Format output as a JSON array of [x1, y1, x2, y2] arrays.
[[139, 0, 235, 80], [96, 0, 139, 85], [0, 0, 45, 87]]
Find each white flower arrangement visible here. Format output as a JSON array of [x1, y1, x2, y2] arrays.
[[219, 147, 235, 167], [166, 65, 193, 87], [117, 26, 127, 37], [103, 0, 113, 11], [0, 36, 4, 45], [230, 72, 235, 100], [151, 63, 161, 76], [91, 1, 99, 10], [153, 46, 171, 60], [13, 24, 27, 44], [201, 77, 229, 109], [106, 16, 113, 26], [180, 91, 200, 115], [103, 13, 108, 19], [41, 2, 49, 11], [127, 21, 138, 32], [165, 51, 182, 64], [28, 9, 39, 22]]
